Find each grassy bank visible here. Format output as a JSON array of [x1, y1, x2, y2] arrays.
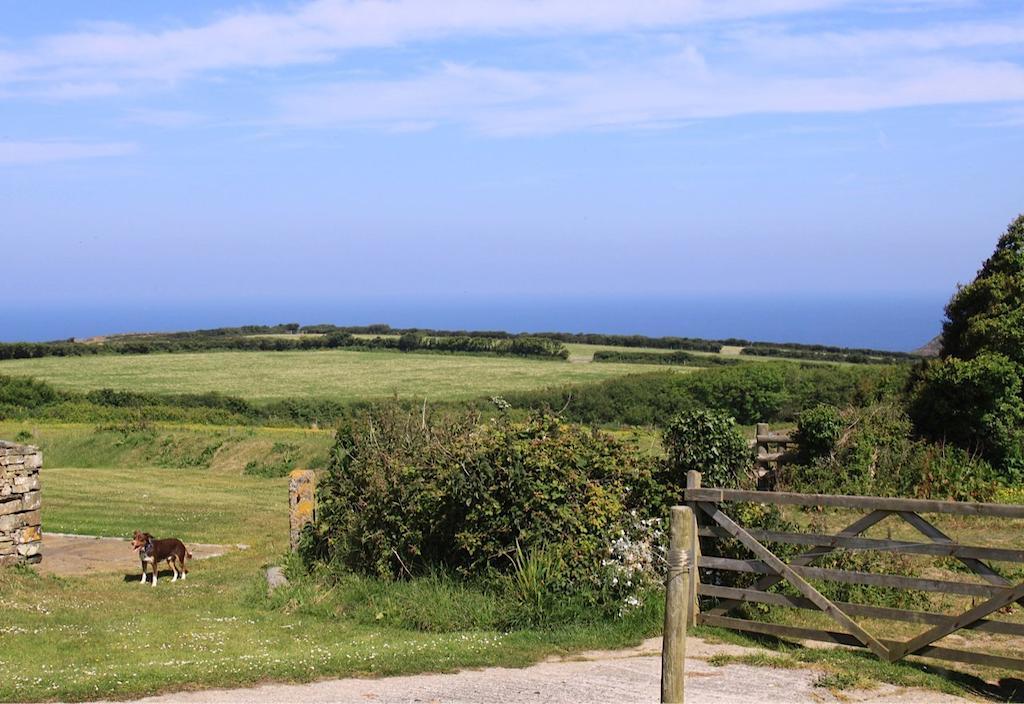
[[0, 422, 335, 477]]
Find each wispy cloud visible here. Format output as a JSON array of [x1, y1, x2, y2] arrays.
[[2, 0, 1023, 137], [0, 140, 137, 165], [277, 55, 1024, 135], [0, 0, 908, 92]]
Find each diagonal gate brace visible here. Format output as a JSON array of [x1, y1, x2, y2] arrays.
[[697, 502, 891, 661], [706, 509, 892, 617]]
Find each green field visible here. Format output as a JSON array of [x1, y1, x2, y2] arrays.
[[0, 348, 670, 402], [0, 449, 659, 702]]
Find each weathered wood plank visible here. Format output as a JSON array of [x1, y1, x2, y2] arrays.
[[697, 525, 1024, 563], [698, 616, 1024, 671], [698, 556, 1010, 598], [661, 506, 692, 704], [686, 470, 702, 629], [698, 584, 1024, 636], [705, 509, 891, 617], [891, 580, 1024, 661], [696, 502, 891, 660], [698, 614, 863, 647], [684, 488, 1024, 518], [897, 511, 1017, 585]]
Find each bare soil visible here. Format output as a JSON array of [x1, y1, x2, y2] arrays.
[[36, 532, 240, 578]]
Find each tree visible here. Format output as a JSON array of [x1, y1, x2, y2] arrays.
[[910, 214, 1024, 478]]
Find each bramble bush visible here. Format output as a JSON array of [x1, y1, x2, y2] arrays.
[[781, 404, 1000, 502], [305, 404, 665, 617]]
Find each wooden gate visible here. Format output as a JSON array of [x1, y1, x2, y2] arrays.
[[683, 472, 1024, 671]]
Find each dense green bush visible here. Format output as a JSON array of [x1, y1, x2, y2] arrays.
[[781, 404, 1000, 501], [304, 405, 668, 620], [793, 404, 842, 464], [662, 410, 750, 490], [911, 214, 1024, 479], [910, 353, 1024, 478]]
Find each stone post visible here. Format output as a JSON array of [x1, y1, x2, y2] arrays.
[[0, 440, 43, 566], [288, 469, 316, 552]]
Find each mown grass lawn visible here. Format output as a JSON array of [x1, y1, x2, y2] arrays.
[[0, 349, 669, 402], [0, 464, 659, 702]]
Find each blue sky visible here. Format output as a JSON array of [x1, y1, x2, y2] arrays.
[[1, 1, 1023, 326]]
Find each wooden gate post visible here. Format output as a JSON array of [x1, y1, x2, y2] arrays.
[[288, 470, 316, 552], [661, 505, 694, 704], [685, 471, 702, 627]]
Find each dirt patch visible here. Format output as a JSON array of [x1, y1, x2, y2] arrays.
[[35, 533, 241, 577]]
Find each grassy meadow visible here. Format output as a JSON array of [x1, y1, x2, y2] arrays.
[[0, 348, 673, 402], [0, 438, 661, 702]]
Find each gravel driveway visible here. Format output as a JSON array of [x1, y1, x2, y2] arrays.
[[88, 637, 967, 704]]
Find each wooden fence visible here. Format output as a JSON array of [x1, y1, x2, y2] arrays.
[[665, 470, 1024, 686], [753, 423, 794, 480]]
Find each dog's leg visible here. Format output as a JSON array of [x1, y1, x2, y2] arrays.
[[151, 559, 157, 587], [170, 558, 178, 582], [140, 560, 147, 584]]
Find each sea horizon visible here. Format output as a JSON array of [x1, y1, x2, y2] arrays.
[[3, 294, 947, 352]]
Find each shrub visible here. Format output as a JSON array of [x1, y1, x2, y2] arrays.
[[910, 353, 1024, 479], [911, 214, 1024, 478], [781, 404, 1000, 501], [306, 404, 661, 610], [793, 404, 843, 464], [662, 410, 750, 490]]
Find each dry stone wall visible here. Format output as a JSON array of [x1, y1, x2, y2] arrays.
[[0, 440, 42, 566]]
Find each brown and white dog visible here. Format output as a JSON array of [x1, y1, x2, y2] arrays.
[[132, 530, 192, 586]]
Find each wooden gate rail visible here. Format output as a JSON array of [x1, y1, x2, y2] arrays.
[[682, 475, 1024, 671]]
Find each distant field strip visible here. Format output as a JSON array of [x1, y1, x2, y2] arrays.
[[0, 349, 670, 402]]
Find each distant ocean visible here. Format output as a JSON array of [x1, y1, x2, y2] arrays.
[[2, 295, 946, 352]]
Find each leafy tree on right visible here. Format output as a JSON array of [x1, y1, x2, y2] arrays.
[[910, 214, 1024, 479]]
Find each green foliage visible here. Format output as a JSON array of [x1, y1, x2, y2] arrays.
[[506, 363, 909, 427], [662, 410, 750, 489], [911, 214, 1024, 477], [793, 404, 842, 464], [0, 326, 571, 362], [781, 404, 1000, 501], [308, 405, 659, 609], [942, 214, 1024, 365], [741, 346, 911, 365], [910, 353, 1024, 478], [591, 350, 738, 366]]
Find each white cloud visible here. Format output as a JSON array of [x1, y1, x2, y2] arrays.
[[277, 55, 1024, 135], [0, 140, 137, 165], [1, 0, 1022, 136], [0, 0, 876, 89]]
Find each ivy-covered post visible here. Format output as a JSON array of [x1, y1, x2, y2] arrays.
[[661, 505, 694, 704], [288, 470, 316, 552]]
